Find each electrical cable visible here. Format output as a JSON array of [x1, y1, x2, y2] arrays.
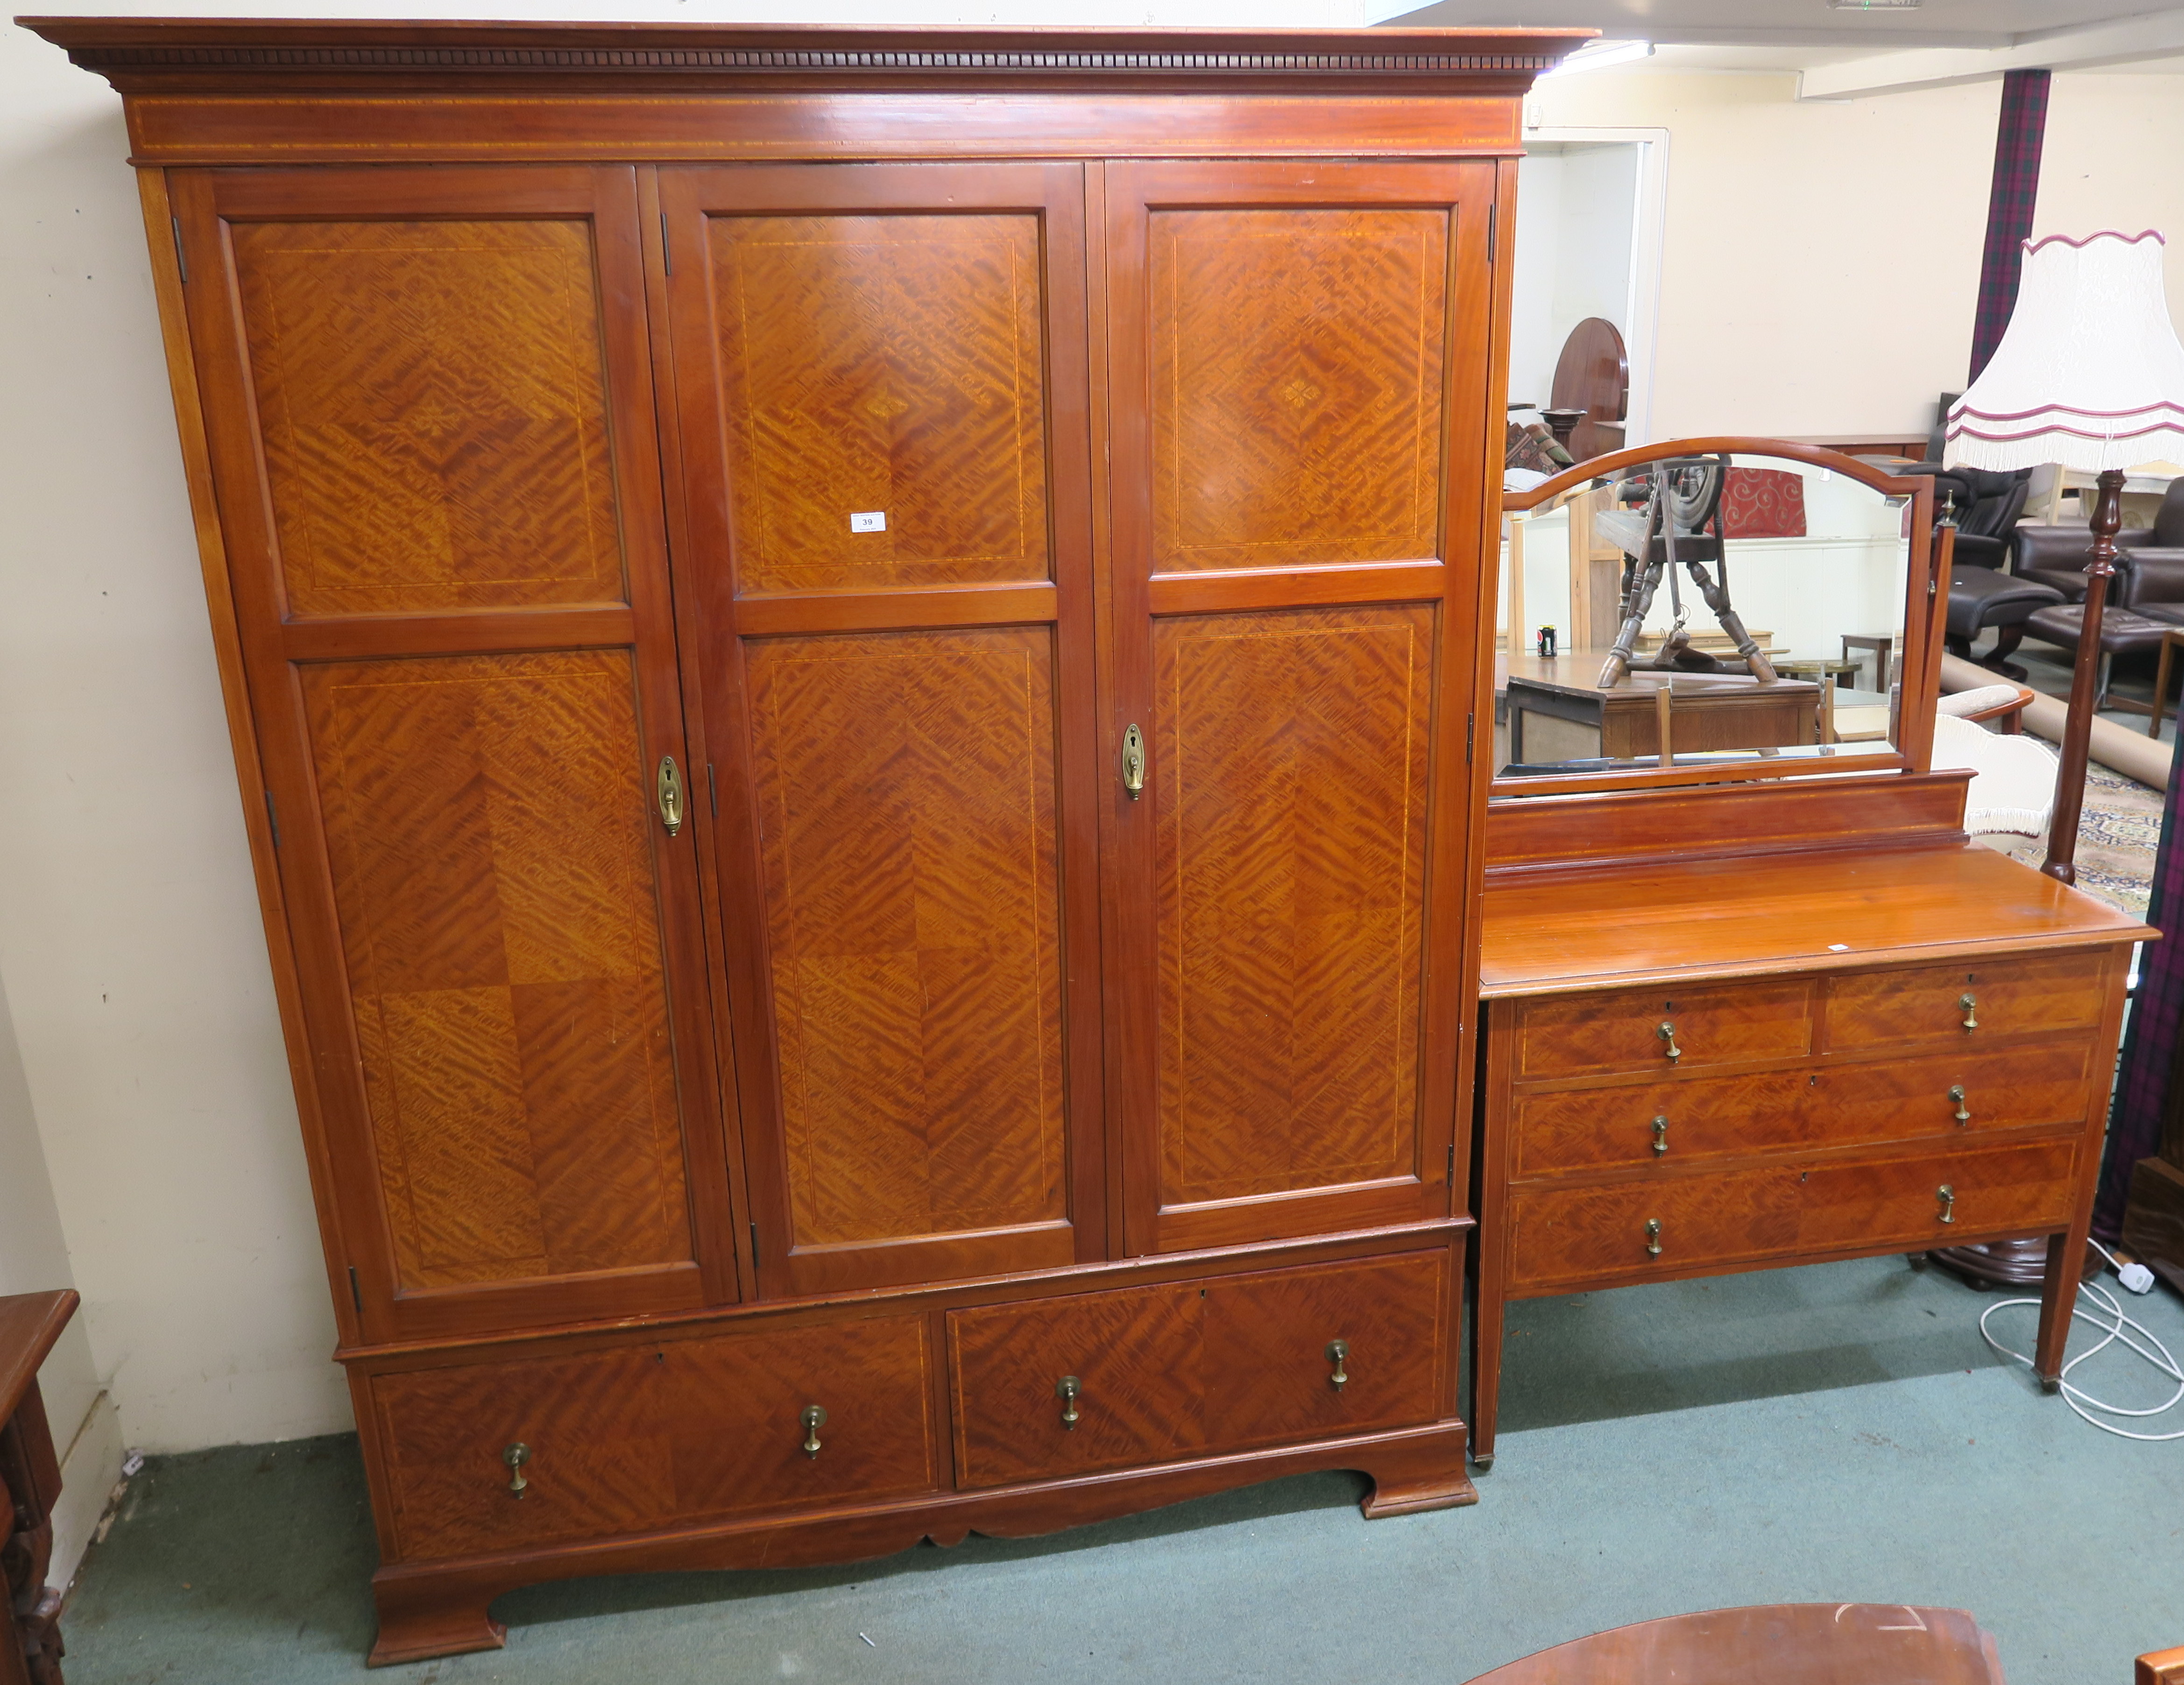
[[1976, 1241, 2184, 1441]]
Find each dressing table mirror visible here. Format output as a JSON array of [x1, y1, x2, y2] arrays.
[[1494, 439, 1934, 794], [1469, 439, 2150, 1470]]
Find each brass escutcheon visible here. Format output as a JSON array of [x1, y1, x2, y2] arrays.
[[1120, 725, 1145, 798], [1325, 1339, 1349, 1390], [502, 1441, 530, 1498], [800, 1404, 827, 1459], [656, 755, 684, 837], [1644, 1218, 1663, 1257], [1057, 1374, 1081, 1430]]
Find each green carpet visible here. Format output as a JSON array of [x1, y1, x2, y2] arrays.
[[57, 1257, 2184, 1684]]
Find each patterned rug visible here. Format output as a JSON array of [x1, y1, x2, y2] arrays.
[[1994, 756, 2164, 917]]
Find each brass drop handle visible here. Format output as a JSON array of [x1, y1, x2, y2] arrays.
[[1057, 1374, 1081, 1430], [1959, 992, 1979, 1032], [800, 1404, 827, 1459], [1658, 1020, 1681, 1063], [1326, 1339, 1349, 1391], [1949, 1084, 1970, 1125], [657, 755, 685, 836], [502, 1441, 530, 1498], [1120, 724, 1145, 799], [1652, 1115, 1669, 1155], [1937, 1184, 1956, 1225], [1644, 1218, 1663, 1257]]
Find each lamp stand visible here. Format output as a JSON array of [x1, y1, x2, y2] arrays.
[[2042, 467, 2123, 883]]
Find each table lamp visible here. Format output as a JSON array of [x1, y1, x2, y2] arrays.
[[1944, 228, 2184, 883]]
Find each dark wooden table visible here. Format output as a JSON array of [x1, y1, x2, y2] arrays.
[[1463, 1603, 2006, 1684], [2, 1290, 80, 1685]]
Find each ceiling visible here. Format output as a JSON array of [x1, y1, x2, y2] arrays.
[[1373, 0, 2184, 78]]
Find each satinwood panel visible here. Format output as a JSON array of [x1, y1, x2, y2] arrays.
[[1824, 952, 2106, 1049], [709, 212, 1049, 594], [1152, 604, 1435, 1207], [375, 1312, 934, 1561], [228, 219, 627, 616], [742, 627, 1068, 1251], [302, 651, 693, 1291], [1150, 208, 1447, 573]]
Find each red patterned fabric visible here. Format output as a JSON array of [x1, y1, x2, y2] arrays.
[[1719, 467, 1806, 539]]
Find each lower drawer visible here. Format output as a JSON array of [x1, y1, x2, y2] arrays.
[[370, 1313, 936, 1562], [1513, 1042, 2094, 1176], [947, 1251, 1448, 1490], [1507, 1139, 2078, 1291]]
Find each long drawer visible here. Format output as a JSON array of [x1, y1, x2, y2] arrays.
[[947, 1251, 1447, 1490], [1513, 1042, 2095, 1178], [1506, 1139, 2078, 1291], [371, 1313, 937, 1562]]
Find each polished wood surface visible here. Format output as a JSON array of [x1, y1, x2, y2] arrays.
[[2141, 1644, 2184, 1685], [1463, 1603, 2005, 1685], [1515, 978, 1812, 1078], [25, 18, 1574, 1661], [1481, 842, 2150, 998], [1825, 950, 2105, 1048], [0, 1292, 78, 1685]]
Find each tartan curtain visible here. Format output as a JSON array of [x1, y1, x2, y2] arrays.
[[1969, 69, 2052, 385]]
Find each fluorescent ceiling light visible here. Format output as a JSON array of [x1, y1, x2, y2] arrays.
[[1827, 0, 1922, 8], [1545, 39, 1654, 75]]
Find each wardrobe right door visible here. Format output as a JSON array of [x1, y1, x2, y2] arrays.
[[1100, 160, 1499, 1257]]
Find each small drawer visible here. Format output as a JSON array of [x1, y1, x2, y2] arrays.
[[1514, 979, 1812, 1080], [1512, 1043, 2093, 1178], [371, 1313, 936, 1563], [947, 1251, 1446, 1490], [1825, 951, 2108, 1050], [1799, 1139, 2078, 1249]]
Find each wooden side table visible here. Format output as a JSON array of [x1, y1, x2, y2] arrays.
[[1, 1290, 80, 1685], [2146, 625, 2184, 737], [1463, 1603, 2006, 1684]]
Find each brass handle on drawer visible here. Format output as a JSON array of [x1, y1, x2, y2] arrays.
[[1658, 1021, 1681, 1063], [800, 1404, 827, 1459], [1120, 724, 1145, 798], [502, 1442, 530, 1498], [657, 755, 685, 837], [1959, 992, 1979, 1032], [1057, 1375, 1081, 1430], [1949, 1084, 1970, 1125], [1652, 1115, 1669, 1155], [1644, 1218, 1663, 1257], [1326, 1339, 1349, 1391], [1937, 1184, 1956, 1225]]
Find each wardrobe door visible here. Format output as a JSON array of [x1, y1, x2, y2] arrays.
[[171, 166, 733, 1343], [1102, 161, 1497, 1255], [659, 163, 1104, 1297]]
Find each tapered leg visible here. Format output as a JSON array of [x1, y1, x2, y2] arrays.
[[1469, 1238, 1504, 1469], [2032, 1221, 2090, 1391]]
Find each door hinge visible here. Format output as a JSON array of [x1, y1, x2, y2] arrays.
[[263, 790, 281, 849], [1466, 712, 1475, 764], [660, 211, 672, 276], [707, 762, 718, 818], [170, 215, 188, 284], [749, 1221, 760, 1268], [1487, 203, 1497, 266], [1929, 576, 1939, 596], [347, 1266, 362, 1315], [1447, 1143, 1456, 1182]]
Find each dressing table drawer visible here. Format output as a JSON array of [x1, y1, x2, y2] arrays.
[[1513, 978, 1813, 1080], [1824, 950, 2107, 1049]]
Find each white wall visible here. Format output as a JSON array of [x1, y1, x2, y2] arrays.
[[1508, 143, 1643, 418], [1525, 66, 2184, 442]]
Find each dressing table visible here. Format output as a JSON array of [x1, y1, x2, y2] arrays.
[[1470, 439, 2152, 1467]]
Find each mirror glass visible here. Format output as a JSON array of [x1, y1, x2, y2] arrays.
[[1496, 450, 1912, 780]]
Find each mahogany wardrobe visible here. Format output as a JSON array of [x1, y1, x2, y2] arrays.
[[24, 17, 1587, 1663]]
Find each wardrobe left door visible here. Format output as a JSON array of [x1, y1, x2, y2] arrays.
[[170, 166, 736, 1345]]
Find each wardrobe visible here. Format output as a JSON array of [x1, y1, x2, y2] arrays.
[[27, 17, 1586, 1663]]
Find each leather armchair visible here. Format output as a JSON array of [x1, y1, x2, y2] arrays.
[[1918, 466, 2052, 675], [2020, 477, 2184, 709]]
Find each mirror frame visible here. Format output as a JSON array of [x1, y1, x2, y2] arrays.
[[1491, 437, 1939, 797]]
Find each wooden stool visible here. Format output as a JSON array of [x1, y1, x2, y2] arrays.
[[1463, 1603, 2005, 1684]]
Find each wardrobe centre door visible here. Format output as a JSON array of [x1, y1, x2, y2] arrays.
[[659, 163, 1105, 1298], [170, 165, 734, 1343], [1100, 161, 1498, 1256]]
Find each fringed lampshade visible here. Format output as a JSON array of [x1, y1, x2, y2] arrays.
[[1945, 230, 2184, 473], [1941, 228, 2184, 885]]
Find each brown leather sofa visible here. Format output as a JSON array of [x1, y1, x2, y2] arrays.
[[2020, 477, 2184, 709]]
